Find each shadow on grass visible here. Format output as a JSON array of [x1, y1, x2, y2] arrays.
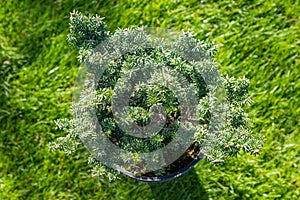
[[148, 168, 208, 200]]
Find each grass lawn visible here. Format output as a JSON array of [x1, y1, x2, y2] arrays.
[[0, 0, 299, 199]]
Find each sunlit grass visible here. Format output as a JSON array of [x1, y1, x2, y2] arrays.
[[0, 0, 299, 199]]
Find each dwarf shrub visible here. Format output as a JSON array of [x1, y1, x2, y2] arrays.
[[50, 11, 263, 180]]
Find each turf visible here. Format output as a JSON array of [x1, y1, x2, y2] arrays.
[[0, 0, 299, 199]]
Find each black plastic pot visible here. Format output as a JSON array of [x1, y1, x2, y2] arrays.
[[118, 153, 204, 182]]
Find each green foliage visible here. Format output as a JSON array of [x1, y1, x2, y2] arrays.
[[68, 10, 108, 50], [1, 0, 299, 199], [50, 11, 263, 178]]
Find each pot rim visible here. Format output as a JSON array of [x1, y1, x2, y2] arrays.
[[118, 152, 204, 182]]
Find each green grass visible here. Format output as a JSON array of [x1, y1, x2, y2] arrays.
[[0, 0, 299, 199]]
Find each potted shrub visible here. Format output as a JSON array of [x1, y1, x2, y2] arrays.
[[50, 11, 263, 182]]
